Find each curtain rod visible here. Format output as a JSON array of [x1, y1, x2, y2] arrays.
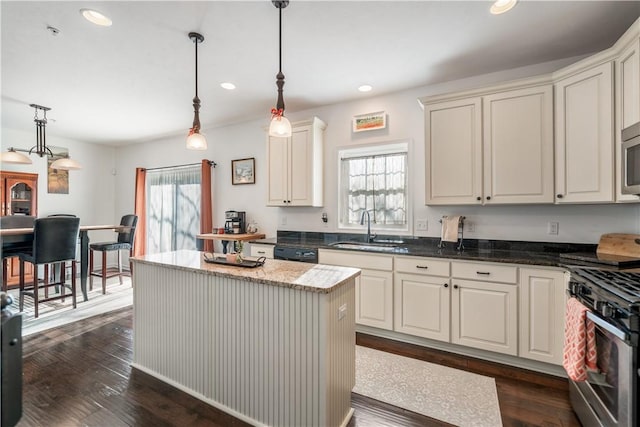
[[143, 160, 216, 172]]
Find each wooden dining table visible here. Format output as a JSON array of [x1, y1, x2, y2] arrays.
[[0, 224, 129, 302]]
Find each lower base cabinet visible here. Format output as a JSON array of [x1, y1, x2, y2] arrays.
[[451, 278, 518, 356], [356, 269, 393, 330], [319, 249, 394, 330], [519, 267, 567, 365]]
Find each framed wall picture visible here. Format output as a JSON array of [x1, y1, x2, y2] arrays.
[[47, 146, 70, 194], [232, 157, 255, 185], [352, 111, 387, 132]]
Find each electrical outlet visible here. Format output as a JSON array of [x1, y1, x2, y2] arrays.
[[547, 221, 559, 235], [466, 222, 475, 232], [280, 215, 287, 226], [416, 219, 428, 231]]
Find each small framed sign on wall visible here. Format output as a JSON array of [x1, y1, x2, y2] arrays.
[[352, 111, 387, 132], [232, 157, 255, 185]]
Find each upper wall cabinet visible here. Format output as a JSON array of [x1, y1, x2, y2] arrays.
[[554, 62, 614, 203], [422, 80, 554, 205], [266, 117, 326, 207], [420, 17, 640, 206], [616, 36, 640, 202], [424, 98, 483, 205], [483, 85, 554, 204]]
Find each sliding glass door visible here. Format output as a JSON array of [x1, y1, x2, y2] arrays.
[[146, 165, 201, 254]]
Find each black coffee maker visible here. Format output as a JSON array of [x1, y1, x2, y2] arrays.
[[224, 211, 246, 234]]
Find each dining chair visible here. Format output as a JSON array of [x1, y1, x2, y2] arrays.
[[89, 214, 138, 294], [0, 215, 36, 292], [18, 216, 80, 318]]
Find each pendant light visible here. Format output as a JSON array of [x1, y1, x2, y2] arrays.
[[186, 32, 207, 150], [269, 0, 292, 137], [0, 104, 82, 170]]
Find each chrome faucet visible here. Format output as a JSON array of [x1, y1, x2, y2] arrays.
[[360, 210, 375, 243]]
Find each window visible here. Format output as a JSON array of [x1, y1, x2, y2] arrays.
[[146, 165, 201, 254], [339, 142, 409, 233]]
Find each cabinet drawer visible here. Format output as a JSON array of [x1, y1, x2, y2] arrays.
[[394, 256, 450, 277], [250, 244, 274, 259], [319, 249, 393, 271], [451, 261, 517, 284]]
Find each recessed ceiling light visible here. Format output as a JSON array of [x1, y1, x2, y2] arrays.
[[220, 82, 236, 90], [358, 85, 373, 93], [490, 0, 517, 15], [80, 9, 112, 27]]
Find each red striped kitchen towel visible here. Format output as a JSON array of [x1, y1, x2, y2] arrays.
[[563, 297, 597, 381]]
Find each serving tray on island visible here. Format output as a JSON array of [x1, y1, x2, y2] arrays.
[[203, 254, 266, 268]]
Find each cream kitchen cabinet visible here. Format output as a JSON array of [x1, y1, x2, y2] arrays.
[[421, 79, 554, 205], [616, 37, 640, 202], [394, 256, 451, 342], [482, 85, 554, 204], [451, 261, 518, 356], [424, 97, 483, 205], [555, 62, 614, 203], [319, 249, 394, 330], [249, 243, 274, 259], [266, 117, 325, 207], [519, 267, 567, 365]]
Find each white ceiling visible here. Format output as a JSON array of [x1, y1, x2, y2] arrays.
[[2, 1, 639, 146]]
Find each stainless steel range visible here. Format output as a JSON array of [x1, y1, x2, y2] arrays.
[[568, 267, 640, 427]]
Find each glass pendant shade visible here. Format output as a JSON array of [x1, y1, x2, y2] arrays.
[[50, 157, 82, 170], [269, 115, 292, 137], [186, 131, 207, 150], [0, 149, 32, 164]]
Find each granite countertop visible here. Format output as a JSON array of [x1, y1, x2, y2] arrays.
[[249, 232, 611, 270], [132, 249, 360, 293]]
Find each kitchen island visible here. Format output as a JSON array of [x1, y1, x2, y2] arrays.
[[131, 250, 360, 427]]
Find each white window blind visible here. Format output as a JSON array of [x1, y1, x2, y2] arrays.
[[339, 142, 408, 231], [146, 165, 201, 254]]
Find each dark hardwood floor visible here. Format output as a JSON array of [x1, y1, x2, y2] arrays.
[[16, 307, 581, 426]]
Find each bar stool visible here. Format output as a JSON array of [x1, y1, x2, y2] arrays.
[[18, 216, 80, 318], [89, 214, 138, 294]]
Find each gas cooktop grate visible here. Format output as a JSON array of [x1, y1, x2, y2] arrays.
[[573, 268, 640, 303]]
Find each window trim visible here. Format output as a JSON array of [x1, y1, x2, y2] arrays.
[[337, 139, 412, 235]]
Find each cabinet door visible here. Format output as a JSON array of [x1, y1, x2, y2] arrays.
[[394, 272, 450, 342], [289, 126, 314, 206], [266, 135, 289, 206], [519, 268, 567, 365], [555, 62, 614, 203], [6, 176, 37, 216], [616, 39, 640, 202], [451, 278, 518, 356], [483, 85, 554, 204], [356, 269, 393, 330], [424, 97, 483, 205]]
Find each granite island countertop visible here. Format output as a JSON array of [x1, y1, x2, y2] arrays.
[[249, 232, 615, 270], [132, 249, 360, 293]]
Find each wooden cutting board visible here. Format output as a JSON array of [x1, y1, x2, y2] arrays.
[[596, 233, 640, 258]]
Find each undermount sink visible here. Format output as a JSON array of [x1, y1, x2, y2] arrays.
[[328, 241, 401, 252]]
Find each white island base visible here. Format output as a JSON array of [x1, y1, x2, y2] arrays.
[[131, 250, 359, 427]]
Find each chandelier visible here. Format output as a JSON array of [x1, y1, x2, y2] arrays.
[[0, 104, 82, 170]]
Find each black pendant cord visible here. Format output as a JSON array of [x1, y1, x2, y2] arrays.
[[194, 37, 199, 99], [278, 6, 282, 74]]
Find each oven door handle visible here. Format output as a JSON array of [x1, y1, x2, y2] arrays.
[[586, 311, 628, 341]]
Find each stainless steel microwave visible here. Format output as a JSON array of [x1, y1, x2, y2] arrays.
[[622, 122, 640, 195]]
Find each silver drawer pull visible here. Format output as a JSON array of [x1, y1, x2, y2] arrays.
[[257, 251, 266, 254], [416, 265, 429, 269], [476, 271, 491, 275]]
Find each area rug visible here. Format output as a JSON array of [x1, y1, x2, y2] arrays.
[[354, 345, 503, 427], [7, 278, 133, 337]]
